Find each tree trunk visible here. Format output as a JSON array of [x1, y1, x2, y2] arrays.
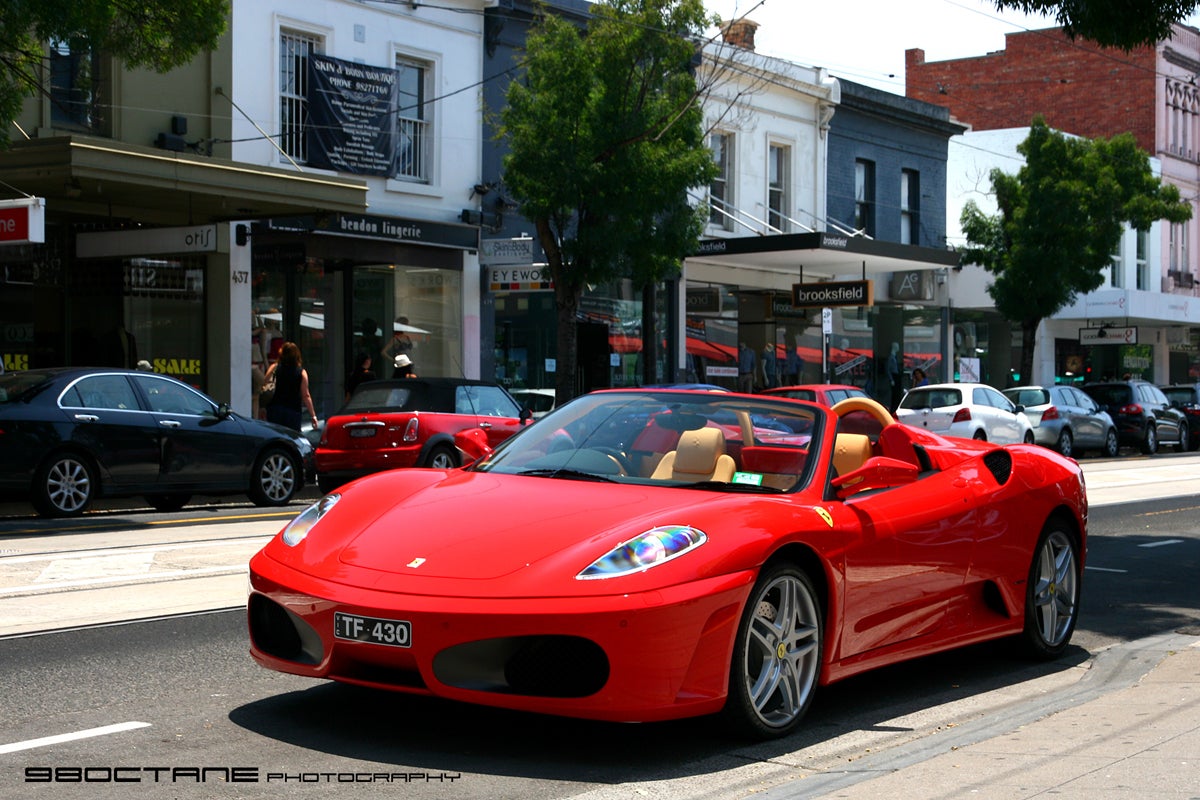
[[1019, 319, 1040, 387], [641, 282, 656, 386]]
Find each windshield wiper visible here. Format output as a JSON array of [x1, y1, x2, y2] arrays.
[[683, 481, 785, 493], [516, 468, 617, 483]]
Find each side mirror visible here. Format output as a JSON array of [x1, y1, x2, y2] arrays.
[[832, 456, 919, 499], [519, 406, 534, 425], [216, 402, 232, 419]]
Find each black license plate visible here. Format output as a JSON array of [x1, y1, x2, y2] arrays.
[[334, 612, 411, 648], [348, 427, 377, 438]]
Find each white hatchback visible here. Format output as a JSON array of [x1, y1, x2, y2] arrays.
[[896, 382, 1035, 444]]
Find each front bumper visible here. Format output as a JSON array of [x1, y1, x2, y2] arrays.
[[248, 552, 754, 723]]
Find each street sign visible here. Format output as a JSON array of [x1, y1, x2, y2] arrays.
[[480, 237, 534, 266], [0, 197, 46, 245], [821, 307, 833, 335]]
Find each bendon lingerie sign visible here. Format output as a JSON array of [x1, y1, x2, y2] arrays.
[[307, 54, 399, 177]]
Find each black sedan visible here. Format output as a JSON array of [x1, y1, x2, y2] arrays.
[[0, 368, 314, 517]]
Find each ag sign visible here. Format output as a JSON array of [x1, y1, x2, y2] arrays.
[[1079, 326, 1137, 345], [0, 198, 46, 245]]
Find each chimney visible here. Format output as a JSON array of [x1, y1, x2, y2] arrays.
[[720, 18, 760, 51]]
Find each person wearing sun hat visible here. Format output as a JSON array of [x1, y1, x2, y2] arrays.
[[392, 353, 417, 378]]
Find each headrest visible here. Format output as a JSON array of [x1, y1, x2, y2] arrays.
[[673, 427, 726, 474]]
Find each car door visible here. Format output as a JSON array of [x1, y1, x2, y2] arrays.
[[836, 469, 980, 657], [459, 384, 524, 449], [1064, 387, 1104, 448], [977, 386, 1023, 442], [1141, 384, 1182, 444], [133, 374, 254, 490], [60, 374, 161, 490]]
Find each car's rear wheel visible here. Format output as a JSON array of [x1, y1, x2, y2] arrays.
[[1023, 430, 1035, 444], [1140, 424, 1158, 455], [249, 447, 299, 506], [1055, 429, 1072, 456], [724, 563, 822, 740], [1020, 522, 1080, 659], [33, 452, 96, 518], [972, 430, 987, 441], [1101, 428, 1119, 458], [424, 444, 458, 469], [1176, 422, 1190, 453], [146, 493, 191, 512]]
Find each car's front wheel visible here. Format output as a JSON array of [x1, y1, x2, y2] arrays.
[[249, 447, 299, 506], [33, 452, 96, 518], [1020, 521, 1080, 659], [723, 563, 822, 740]]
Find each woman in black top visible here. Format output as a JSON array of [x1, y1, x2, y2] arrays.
[[265, 341, 318, 431]]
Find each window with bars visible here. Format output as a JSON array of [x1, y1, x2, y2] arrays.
[[767, 144, 790, 233], [49, 39, 105, 133], [900, 169, 919, 245], [855, 159, 875, 237], [280, 30, 323, 162], [395, 55, 431, 182], [708, 132, 733, 229]]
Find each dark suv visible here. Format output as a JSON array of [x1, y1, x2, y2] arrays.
[[1081, 380, 1188, 454], [315, 378, 528, 493], [1161, 384, 1200, 451]]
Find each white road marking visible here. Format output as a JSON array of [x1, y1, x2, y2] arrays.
[[0, 565, 249, 596], [0, 722, 151, 754], [1138, 539, 1185, 548], [1084, 566, 1128, 573]]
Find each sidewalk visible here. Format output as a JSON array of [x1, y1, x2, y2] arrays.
[[781, 636, 1200, 799]]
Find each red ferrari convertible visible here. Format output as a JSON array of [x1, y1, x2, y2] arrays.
[[248, 388, 1086, 739]]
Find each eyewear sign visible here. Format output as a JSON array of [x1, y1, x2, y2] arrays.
[[791, 280, 874, 308], [0, 198, 46, 245]]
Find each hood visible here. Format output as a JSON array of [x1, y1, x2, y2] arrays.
[[336, 471, 712, 580]]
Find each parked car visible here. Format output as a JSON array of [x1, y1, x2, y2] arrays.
[[249, 389, 1087, 740], [761, 383, 879, 436], [1160, 384, 1200, 451], [315, 378, 527, 494], [510, 388, 556, 419], [896, 382, 1035, 444], [0, 367, 313, 517], [1080, 380, 1187, 454], [1003, 385, 1119, 458]]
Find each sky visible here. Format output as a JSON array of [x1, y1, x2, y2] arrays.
[[703, 0, 1200, 93]]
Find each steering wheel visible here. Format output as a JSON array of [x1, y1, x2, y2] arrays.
[[830, 396, 895, 428], [590, 446, 634, 476]]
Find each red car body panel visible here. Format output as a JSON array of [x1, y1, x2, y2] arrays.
[[249, 390, 1087, 725]]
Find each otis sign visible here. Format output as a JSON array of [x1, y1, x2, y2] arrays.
[[0, 198, 46, 245]]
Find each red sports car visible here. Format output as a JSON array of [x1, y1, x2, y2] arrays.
[[249, 389, 1087, 739]]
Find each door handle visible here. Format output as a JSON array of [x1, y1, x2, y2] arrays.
[[74, 414, 99, 423], [158, 420, 181, 428]]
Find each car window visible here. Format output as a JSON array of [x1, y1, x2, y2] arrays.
[[1163, 387, 1195, 405], [345, 384, 412, 412], [458, 385, 520, 417], [65, 375, 140, 411], [1084, 385, 1128, 405], [134, 375, 212, 415], [1069, 388, 1097, 411], [0, 371, 51, 404], [1145, 385, 1169, 405], [1007, 388, 1048, 407], [900, 388, 960, 409], [977, 387, 1013, 410]]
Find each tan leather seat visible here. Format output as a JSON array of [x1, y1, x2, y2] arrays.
[[650, 427, 736, 483], [833, 433, 873, 477]]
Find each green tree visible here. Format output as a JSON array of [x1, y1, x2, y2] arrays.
[[500, 0, 718, 403], [0, 0, 228, 145], [960, 117, 1192, 385], [995, 0, 1197, 49]]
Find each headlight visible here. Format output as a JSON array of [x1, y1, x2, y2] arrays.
[[281, 493, 340, 547], [577, 524, 707, 579]]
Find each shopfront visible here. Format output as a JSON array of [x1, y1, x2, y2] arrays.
[[251, 213, 478, 419], [683, 232, 960, 406]]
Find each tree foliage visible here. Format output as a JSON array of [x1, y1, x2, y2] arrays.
[[994, 0, 1198, 49], [960, 117, 1192, 384], [0, 0, 228, 145], [500, 0, 719, 402]]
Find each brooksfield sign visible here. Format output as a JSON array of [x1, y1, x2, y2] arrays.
[[791, 280, 874, 308]]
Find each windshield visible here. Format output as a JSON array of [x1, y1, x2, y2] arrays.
[[474, 390, 822, 492]]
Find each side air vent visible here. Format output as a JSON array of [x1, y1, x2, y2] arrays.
[[982, 449, 1012, 485]]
